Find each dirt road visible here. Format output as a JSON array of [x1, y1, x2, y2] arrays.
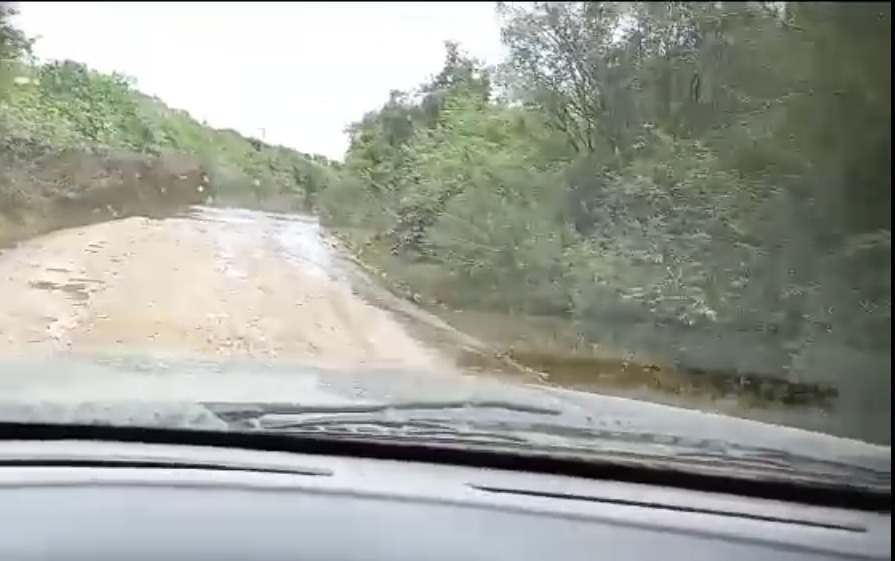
[[0, 207, 454, 372], [1, 208, 889, 448]]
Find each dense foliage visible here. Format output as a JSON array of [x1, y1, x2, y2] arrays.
[[317, 2, 890, 437]]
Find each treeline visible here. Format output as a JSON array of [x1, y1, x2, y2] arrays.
[[1, 2, 336, 234], [317, 2, 890, 438]]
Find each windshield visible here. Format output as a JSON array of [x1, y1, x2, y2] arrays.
[[0, 2, 889, 485]]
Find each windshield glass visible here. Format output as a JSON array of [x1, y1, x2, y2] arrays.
[[0, 2, 889, 484]]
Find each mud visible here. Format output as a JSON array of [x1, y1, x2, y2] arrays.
[[0, 207, 454, 372]]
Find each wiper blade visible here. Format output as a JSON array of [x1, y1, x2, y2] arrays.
[[240, 415, 888, 487], [204, 400, 564, 447], [203, 401, 890, 491], [204, 399, 561, 424], [259, 418, 534, 446]]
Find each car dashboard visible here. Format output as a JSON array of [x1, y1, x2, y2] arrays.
[[0, 437, 890, 561]]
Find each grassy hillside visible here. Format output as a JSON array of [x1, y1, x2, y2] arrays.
[[1, 8, 337, 243]]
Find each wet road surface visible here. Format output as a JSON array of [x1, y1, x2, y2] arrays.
[[1, 207, 890, 456], [0, 207, 460, 372]]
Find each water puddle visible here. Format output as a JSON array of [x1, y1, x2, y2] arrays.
[[165, 206, 513, 375], [176, 206, 349, 284]]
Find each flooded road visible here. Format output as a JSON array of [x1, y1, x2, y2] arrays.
[[0, 207, 461, 372]]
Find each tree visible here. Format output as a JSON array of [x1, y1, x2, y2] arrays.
[[320, 2, 890, 441]]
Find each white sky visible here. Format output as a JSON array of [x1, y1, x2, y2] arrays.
[[15, 2, 507, 160]]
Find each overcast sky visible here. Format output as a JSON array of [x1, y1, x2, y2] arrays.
[[15, 2, 506, 160]]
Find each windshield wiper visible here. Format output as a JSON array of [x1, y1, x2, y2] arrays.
[[203, 399, 562, 424], [206, 401, 890, 491], [204, 399, 571, 447], [256, 418, 535, 446]]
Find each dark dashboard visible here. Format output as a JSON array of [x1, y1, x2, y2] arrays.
[[0, 437, 889, 561]]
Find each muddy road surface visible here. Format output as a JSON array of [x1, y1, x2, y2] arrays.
[[0, 207, 889, 448], [0, 207, 464, 372]]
